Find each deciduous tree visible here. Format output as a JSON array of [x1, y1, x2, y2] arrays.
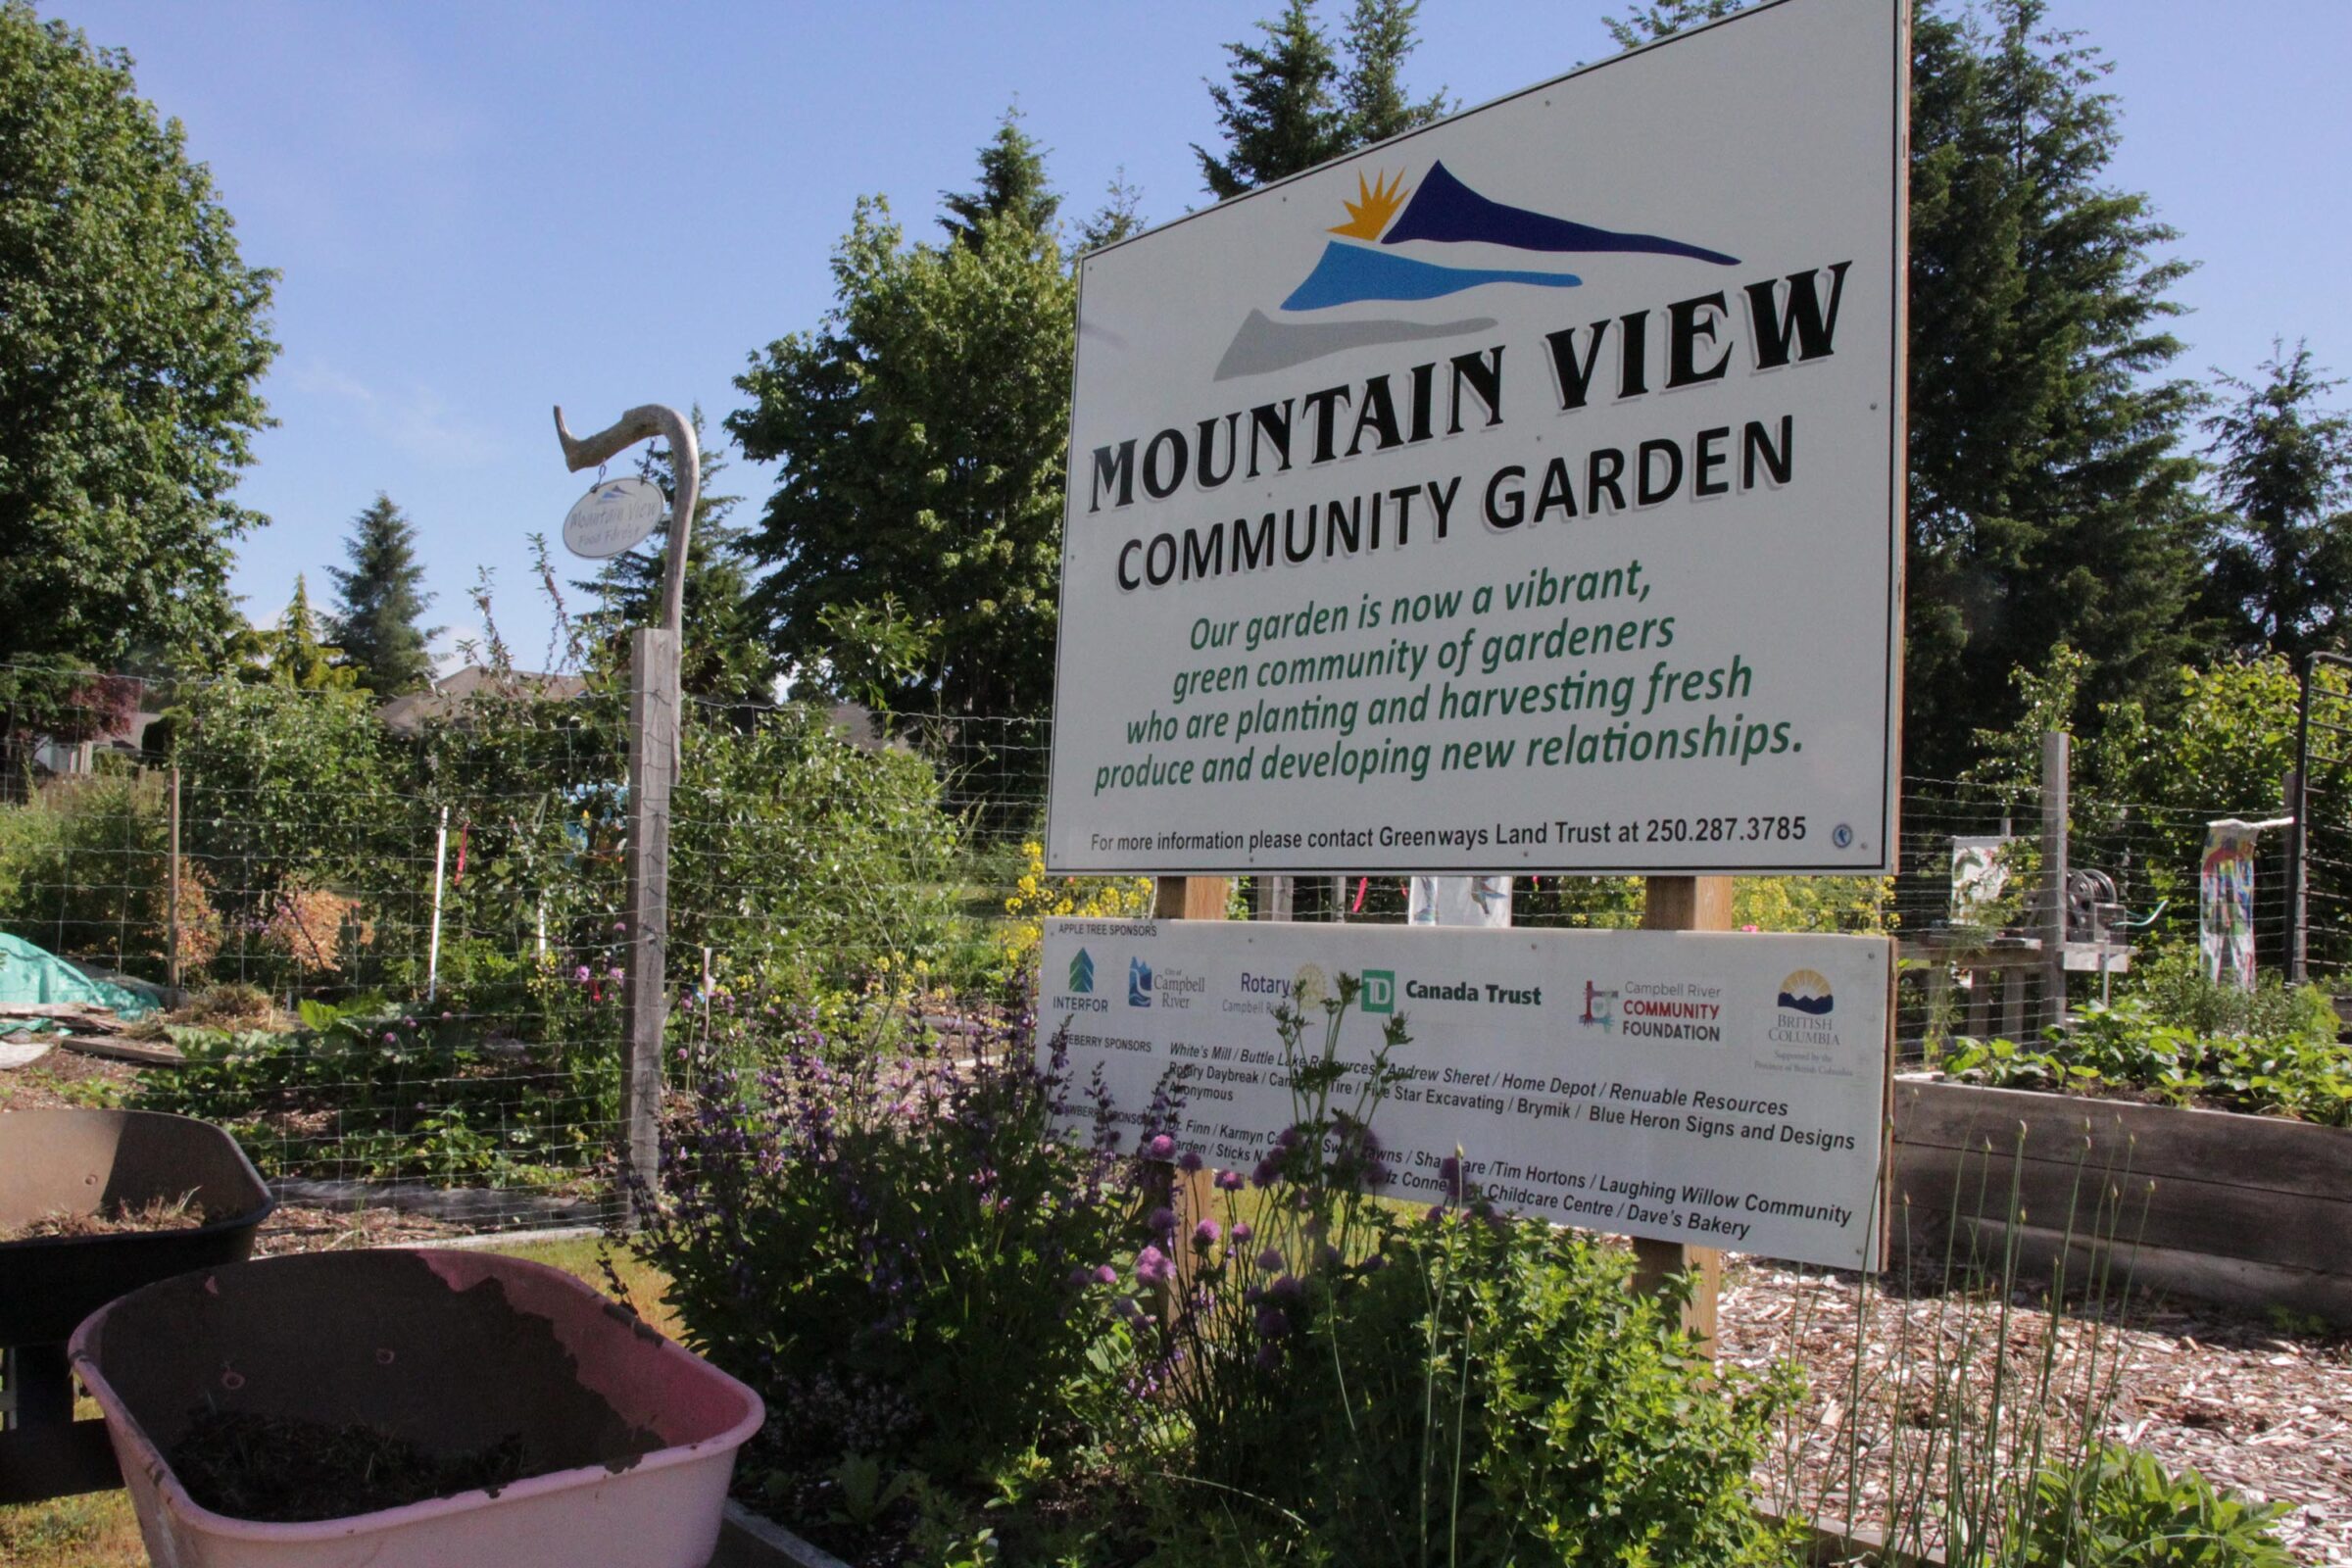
[[0, 3, 277, 671]]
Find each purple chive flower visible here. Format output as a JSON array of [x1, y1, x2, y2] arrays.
[[1231, 1220, 1253, 1243], [1425, 1204, 1448, 1225], [1254, 1343, 1283, 1371], [575, 965, 592, 982], [1270, 1273, 1303, 1300], [1135, 1246, 1173, 1288], [1178, 1150, 1204, 1173], [1254, 1305, 1289, 1338], [1191, 1219, 1221, 1251], [1277, 1126, 1302, 1151], [1093, 1263, 1119, 1286], [381, 1031, 397, 1044], [1143, 1133, 1175, 1160], [1112, 1295, 1145, 1322], [1147, 1205, 1177, 1236], [1215, 1169, 1245, 1192], [1319, 1245, 1343, 1269], [1256, 1246, 1284, 1272], [1250, 1157, 1279, 1188], [609, 966, 624, 981]]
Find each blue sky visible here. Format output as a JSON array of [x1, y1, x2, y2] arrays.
[[47, 0, 2352, 667]]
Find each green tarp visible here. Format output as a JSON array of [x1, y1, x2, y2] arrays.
[[0, 930, 162, 1025]]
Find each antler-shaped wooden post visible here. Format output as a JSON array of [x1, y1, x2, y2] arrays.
[[553, 402, 697, 1226], [553, 403, 699, 633]]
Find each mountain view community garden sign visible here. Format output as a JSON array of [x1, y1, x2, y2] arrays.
[[1046, 0, 1906, 876]]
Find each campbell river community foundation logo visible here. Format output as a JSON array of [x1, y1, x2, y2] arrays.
[[1578, 979, 1619, 1033], [1216, 160, 1740, 381]]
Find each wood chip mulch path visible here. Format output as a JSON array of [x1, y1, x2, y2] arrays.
[[1719, 1258, 2352, 1565]]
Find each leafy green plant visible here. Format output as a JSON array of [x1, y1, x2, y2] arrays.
[[1940, 1000, 2352, 1125], [2014, 1444, 2293, 1566]]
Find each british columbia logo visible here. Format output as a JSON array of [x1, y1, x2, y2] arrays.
[[1217, 160, 1739, 381], [1775, 969, 1834, 1015]]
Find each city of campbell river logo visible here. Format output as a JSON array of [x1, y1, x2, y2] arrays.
[[1129, 956, 1154, 1007], [1776, 969, 1835, 1015], [1215, 160, 1740, 381], [1067, 948, 1095, 995]]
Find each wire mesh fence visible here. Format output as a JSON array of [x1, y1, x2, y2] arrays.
[[0, 662, 2325, 1234]]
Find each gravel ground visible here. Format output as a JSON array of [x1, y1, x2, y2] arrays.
[[1720, 1257, 2352, 1565]]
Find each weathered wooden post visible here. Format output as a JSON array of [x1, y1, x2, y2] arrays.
[[553, 404, 700, 1222], [1632, 874, 1730, 1351], [166, 762, 182, 997], [2041, 731, 2070, 1036]]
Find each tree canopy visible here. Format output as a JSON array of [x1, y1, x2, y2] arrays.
[[2197, 343, 2352, 664], [941, 105, 1060, 249], [0, 2, 277, 671], [326, 493, 440, 696], [1195, 0, 1446, 199], [729, 187, 1074, 720]]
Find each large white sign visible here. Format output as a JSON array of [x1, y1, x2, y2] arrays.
[[1047, 0, 1905, 875], [1041, 918, 1891, 1271]]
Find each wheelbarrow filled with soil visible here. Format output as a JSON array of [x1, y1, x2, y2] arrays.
[[72, 1249, 764, 1568], [1, 1108, 274, 1502]]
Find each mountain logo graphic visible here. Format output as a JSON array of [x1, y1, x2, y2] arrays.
[[1776, 969, 1835, 1015], [1129, 956, 1154, 1007], [1217, 160, 1740, 381], [1067, 948, 1095, 995]]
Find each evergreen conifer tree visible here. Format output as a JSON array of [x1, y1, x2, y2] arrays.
[[2199, 343, 2352, 663], [1610, 0, 2204, 775], [1196, 0, 1347, 198], [261, 575, 356, 691], [1340, 0, 1448, 144], [324, 494, 440, 696], [941, 106, 1059, 248]]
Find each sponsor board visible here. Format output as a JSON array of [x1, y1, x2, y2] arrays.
[[1040, 917, 1890, 1271], [1047, 0, 1905, 876]]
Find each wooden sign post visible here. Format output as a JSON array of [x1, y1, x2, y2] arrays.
[[1633, 874, 1732, 1351], [553, 404, 700, 1225]]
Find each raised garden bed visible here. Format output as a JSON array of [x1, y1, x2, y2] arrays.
[[71, 1249, 763, 1568], [1891, 1074, 2352, 1324]]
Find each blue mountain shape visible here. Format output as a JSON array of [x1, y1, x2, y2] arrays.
[[1382, 161, 1740, 267], [1776, 992, 1835, 1015], [1280, 240, 1583, 312]]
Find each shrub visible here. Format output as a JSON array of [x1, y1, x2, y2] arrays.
[[2124, 941, 2340, 1040], [0, 770, 172, 973], [1139, 979, 1785, 1567], [634, 1004, 1141, 1489]]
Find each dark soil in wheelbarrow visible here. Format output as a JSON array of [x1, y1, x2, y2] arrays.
[[0, 1192, 206, 1242], [167, 1409, 536, 1522]]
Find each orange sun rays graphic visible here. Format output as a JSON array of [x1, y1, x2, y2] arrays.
[[1330, 169, 1409, 240]]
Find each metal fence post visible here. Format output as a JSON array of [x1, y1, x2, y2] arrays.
[[2041, 731, 2070, 1036]]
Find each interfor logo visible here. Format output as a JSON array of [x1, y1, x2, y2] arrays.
[[1067, 949, 1095, 995]]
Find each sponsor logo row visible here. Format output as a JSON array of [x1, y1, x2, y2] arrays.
[[1057, 946, 1837, 1036]]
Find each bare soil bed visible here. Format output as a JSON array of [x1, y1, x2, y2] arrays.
[[0, 1193, 206, 1242], [1721, 1257, 2352, 1565]]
